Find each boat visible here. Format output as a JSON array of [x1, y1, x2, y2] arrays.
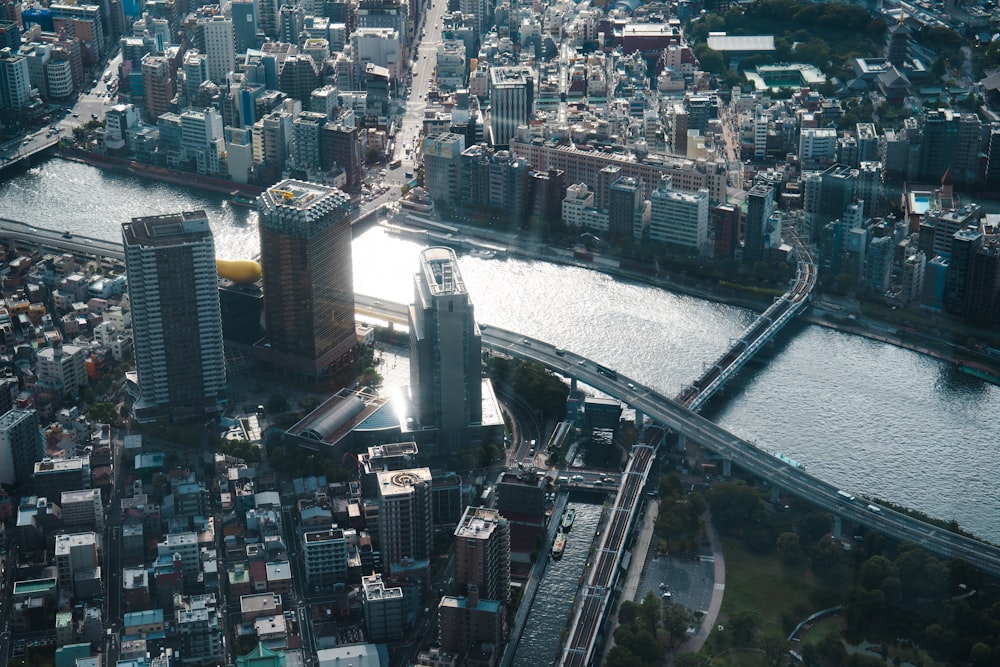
[[230, 190, 257, 208], [561, 508, 576, 531], [955, 360, 1000, 387], [551, 531, 566, 558]]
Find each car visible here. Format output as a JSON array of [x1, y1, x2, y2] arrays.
[[555, 348, 565, 356], [522, 338, 530, 345], [627, 382, 636, 390]]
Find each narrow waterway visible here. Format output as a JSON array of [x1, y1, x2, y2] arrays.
[[512, 503, 604, 667]]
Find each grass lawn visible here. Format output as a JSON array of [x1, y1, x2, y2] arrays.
[[799, 614, 844, 647], [708, 649, 769, 667], [719, 537, 841, 637]]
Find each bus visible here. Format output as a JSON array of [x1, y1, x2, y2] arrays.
[[836, 490, 856, 502], [389, 158, 402, 169], [595, 364, 617, 380]]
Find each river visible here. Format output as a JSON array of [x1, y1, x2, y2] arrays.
[[2, 159, 999, 542]]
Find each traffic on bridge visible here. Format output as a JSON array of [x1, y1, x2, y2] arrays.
[[480, 325, 1000, 666]]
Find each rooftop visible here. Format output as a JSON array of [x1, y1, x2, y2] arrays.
[[455, 506, 507, 539], [706, 33, 775, 52], [420, 246, 467, 296]]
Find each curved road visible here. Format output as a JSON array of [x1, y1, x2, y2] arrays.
[[482, 326, 1000, 576]]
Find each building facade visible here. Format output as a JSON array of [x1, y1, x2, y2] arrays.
[[408, 247, 482, 452], [0, 409, 44, 486], [123, 211, 226, 422], [256, 179, 356, 386]]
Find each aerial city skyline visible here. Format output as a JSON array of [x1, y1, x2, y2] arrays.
[[0, 0, 999, 662]]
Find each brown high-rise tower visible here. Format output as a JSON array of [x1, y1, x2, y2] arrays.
[[255, 179, 356, 386]]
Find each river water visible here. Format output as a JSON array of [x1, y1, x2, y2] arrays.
[[512, 502, 604, 667], [3, 159, 999, 544]]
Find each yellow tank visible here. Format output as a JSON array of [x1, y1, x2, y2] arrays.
[[216, 258, 262, 284]]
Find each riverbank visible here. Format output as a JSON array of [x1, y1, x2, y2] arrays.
[[429, 217, 1000, 377], [57, 147, 263, 198]]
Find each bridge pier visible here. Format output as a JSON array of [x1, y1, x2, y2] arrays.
[[832, 515, 842, 539], [771, 485, 781, 504], [634, 409, 644, 429], [571, 377, 578, 393], [722, 458, 732, 477], [676, 433, 686, 453]]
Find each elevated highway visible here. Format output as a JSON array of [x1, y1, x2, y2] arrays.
[[0, 217, 123, 260], [485, 323, 1000, 572]]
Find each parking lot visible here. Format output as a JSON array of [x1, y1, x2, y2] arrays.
[[634, 548, 716, 617]]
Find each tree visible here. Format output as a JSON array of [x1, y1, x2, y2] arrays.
[[618, 600, 639, 627], [810, 536, 845, 581], [694, 45, 725, 75], [728, 609, 759, 645], [775, 531, 802, 565], [706, 481, 766, 533], [674, 654, 705, 667], [661, 602, 694, 646], [637, 591, 661, 632], [799, 510, 832, 543], [758, 633, 791, 666], [604, 645, 645, 667]]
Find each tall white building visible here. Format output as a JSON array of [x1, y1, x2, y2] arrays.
[[562, 182, 594, 228], [104, 104, 143, 151], [648, 177, 710, 254], [36, 342, 88, 397], [489, 66, 534, 147], [61, 488, 105, 532], [180, 107, 225, 174], [54, 532, 100, 591], [408, 248, 482, 452], [376, 468, 432, 571], [198, 16, 236, 84], [753, 106, 769, 159], [123, 211, 226, 422], [799, 127, 838, 170], [0, 48, 31, 118]]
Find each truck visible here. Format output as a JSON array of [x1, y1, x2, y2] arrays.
[[836, 490, 856, 502]]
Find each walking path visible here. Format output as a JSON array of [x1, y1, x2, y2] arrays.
[[677, 515, 726, 655], [601, 500, 659, 663]]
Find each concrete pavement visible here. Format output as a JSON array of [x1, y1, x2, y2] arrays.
[[677, 515, 725, 655], [600, 499, 658, 664]]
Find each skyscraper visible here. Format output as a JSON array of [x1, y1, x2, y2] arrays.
[[408, 247, 482, 453], [0, 408, 44, 486], [198, 15, 236, 83], [123, 211, 226, 422], [256, 179, 356, 386], [454, 506, 510, 602], [743, 184, 774, 263], [376, 468, 433, 572], [0, 47, 30, 122], [488, 66, 533, 147]]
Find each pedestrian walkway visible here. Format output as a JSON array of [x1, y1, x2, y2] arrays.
[[601, 499, 659, 664], [677, 514, 726, 655]]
